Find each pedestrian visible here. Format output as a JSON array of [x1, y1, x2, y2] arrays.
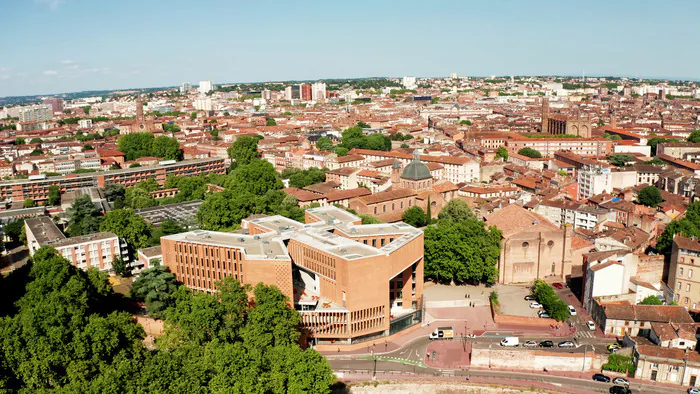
[[466, 374, 470, 381], [337, 347, 340, 353]]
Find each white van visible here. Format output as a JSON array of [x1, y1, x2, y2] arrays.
[[500, 337, 519, 347]]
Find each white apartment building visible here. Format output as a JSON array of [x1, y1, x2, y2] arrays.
[[18, 104, 53, 123], [25, 216, 128, 272], [180, 82, 192, 94], [311, 82, 327, 102], [578, 165, 612, 200], [402, 76, 417, 89], [198, 80, 213, 95], [194, 97, 213, 111], [78, 119, 93, 129]]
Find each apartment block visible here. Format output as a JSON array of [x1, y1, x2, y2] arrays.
[[25, 216, 127, 272], [669, 236, 700, 311], [160, 206, 424, 343]]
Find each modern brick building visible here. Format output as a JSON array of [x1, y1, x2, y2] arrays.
[[160, 206, 424, 344]]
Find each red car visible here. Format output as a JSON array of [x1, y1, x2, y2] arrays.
[[552, 283, 564, 289]]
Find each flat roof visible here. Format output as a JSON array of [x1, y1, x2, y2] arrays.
[[135, 200, 203, 226], [25, 216, 66, 244], [163, 230, 290, 261]]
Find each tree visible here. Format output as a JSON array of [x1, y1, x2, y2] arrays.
[[104, 183, 126, 208], [100, 209, 152, 256], [424, 215, 501, 285], [359, 214, 382, 224], [112, 256, 127, 276], [459, 120, 472, 125], [22, 198, 35, 208], [607, 154, 635, 167], [438, 199, 474, 222], [400, 143, 409, 148], [638, 185, 663, 207], [48, 185, 61, 206], [495, 146, 509, 161], [4, 219, 25, 244], [265, 118, 277, 126], [335, 147, 349, 156], [228, 159, 283, 196], [227, 135, 260, 167], [117, 132, 155, 161], [517, 147, 542, 158], [151, 135, 183, 161], [29, 137, 43, 144], [647, 137, 679, 156], [532, 279, 570, 321], [315, 137, 334, 151], [82, 144, 94, 152], [14, 137, 25, 145], [83, 105, 91, 115], [130, 265, 179, 317], [402, 206, 427, 227], [639, 295, 663, 305], [356, 121, 370, 128], [688, 130, 700, 143], [124, 186, 156, 209], [288, 167, 327, 189]]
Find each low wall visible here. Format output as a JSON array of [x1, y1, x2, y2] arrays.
[[471, 346, 602, 372], [426, 299, 485, 308]]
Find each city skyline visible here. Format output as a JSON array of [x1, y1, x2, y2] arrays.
[[2, 0, 699, 96]]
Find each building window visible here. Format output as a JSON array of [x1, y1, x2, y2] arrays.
[[678, 282, 682, 291], [690, 269, 694, 279], [681, 268, 684, 276], [687, 284, 691, 292], [685, 297, 689, 304], [522, 242, 529, 248]]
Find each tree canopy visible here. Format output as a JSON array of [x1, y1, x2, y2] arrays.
[[67, 195, 103, 237], [437, 199, 475, 223], [130, 265, 180, 317], [639, 295, 663, 305], [337, 125, 391, 152], [48, 185, 61, 206], [532, 279, 570, 321], [637, 185, 663, 207], [657, 201, 700, 255], [283, 167, 327, 189], [495, 146, 509, 161], [227, 135, 260, 167], [687, 129, 700, 143], [315, 137, 334, 151], [100, 209, 153, 256], [517, 147, 542, 158], [607, 154, 635, 167], [402, 206, 428, 227], [117, 132, 182, 161], [424, 212, 501, 285]]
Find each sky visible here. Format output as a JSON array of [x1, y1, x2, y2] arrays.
[[1, 0, 699, 97]]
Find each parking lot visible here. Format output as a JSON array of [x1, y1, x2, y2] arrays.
[[494, 284, 542, 318]]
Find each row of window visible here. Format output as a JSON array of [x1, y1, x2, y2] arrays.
[[373, 199, 412, 215]]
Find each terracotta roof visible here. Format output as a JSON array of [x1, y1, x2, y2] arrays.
[[432, 181, 459, 194], [357, 188, 416, 205], [327, 167, 359, 176], [324, 188, 371, 202], [303, 181, 339, 194], [674, 235, 700, 252], [589, 260, 622, 273], [336, 154, 365, 163], [484, 204, 559, 238], [283, 187, 326, 202], [600, 301, 694, 324]]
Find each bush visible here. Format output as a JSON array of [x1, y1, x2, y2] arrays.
[[532, 279, 570, 321], [602, 354, 635, 375]]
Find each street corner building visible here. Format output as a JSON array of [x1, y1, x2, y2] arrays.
[[159, 205, 424, 344]]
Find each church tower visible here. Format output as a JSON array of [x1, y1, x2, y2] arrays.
[[391, 159, 401, 186], [136, 97, 144, 124], [541, 98, 550, 134]]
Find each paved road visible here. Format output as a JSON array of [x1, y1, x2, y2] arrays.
[[329, 359, 685, 393]]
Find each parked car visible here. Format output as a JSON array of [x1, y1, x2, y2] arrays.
[[592, 373, 611, 382], [607, 343, 621, 352], [524, 340, 538, 347], [524, 295, 537, 301], [553, 283, 564, 289], [538, 309, 548, 316], [539, 340, 553, 348], [688, 388, 700, 394], [558, 341, 575, 348], [539, 312, 550, 318], [568, 305, 577, 315], [587, 321, 596, 330], [609, 385, 631, 394], [612, 377, 629, 386], [529, 302, 543, 309]]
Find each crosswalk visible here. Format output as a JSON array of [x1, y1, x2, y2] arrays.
[[574, 330, 595, 339]]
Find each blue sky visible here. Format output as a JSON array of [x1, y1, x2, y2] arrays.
[[1, 0, 698, 97]]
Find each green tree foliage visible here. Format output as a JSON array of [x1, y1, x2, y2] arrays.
[[112, 256, 127, 276], [402, 206, 428, 227], [359, 214, 382, 224], [228, 159, 283, 195], [125, 184, 157, 209], [338, 125, 391, 151], [151, 135, 183, 161], [389, 132, 414, 141], [517, 147, 542, 158], [607, 154, 635, 167], [315, 136, 334, 151], [602, 132, 622, 141], [687, 129, 700, 143], [117, 132, 155, 161], [639, 295, 663, 305], [637, 185, 663, 207], [130, 265, 179, 317], [437, 199, 475, 223], [335, 146, 349, 156], [83, 105, 91, 114], [227, 135, 260, 167], [14, 137, 25, 145], [22, 198, 35, 208], [104, 183, 126, 209], [150, 219, 186, 244], [657, 202, 700, 255], [532, 279, 570, 321], [287, 167, 327, 189], [29, 137, 43, 144], [495, 146, 509, 161], [4, 219, 25, 244], [459, 120, 472, 125], [47, 185, 61, 206], [67, 195, 102, 236], [0, 246, 148, 391], [265, 118, 277, 126], [99, 209, 153, 256], [424, 214, 501, 285], [162, 123, 181, 133]]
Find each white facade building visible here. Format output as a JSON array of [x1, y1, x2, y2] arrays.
[[402, 76, 417, 90], [311, 82, 327, 102], [18, 104, 53, 123], [180, 82, 192, 94], [198, 80, 213, 95], [194, 97, 213, 111], [577, 165, 612, 200]]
